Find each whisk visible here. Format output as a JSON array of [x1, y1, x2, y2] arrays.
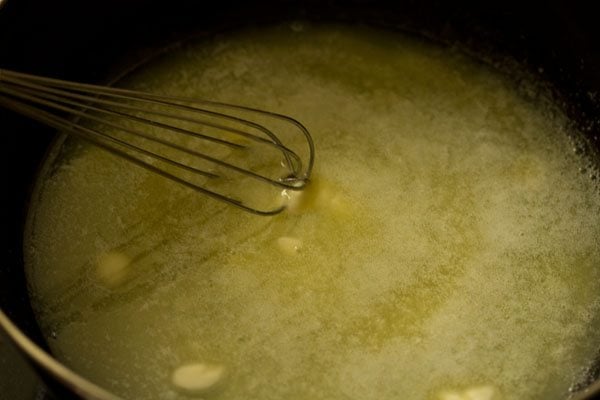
[[0, 69, 314, 215]]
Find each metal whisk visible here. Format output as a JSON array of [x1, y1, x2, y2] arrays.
[[0, 69, 314, 215]]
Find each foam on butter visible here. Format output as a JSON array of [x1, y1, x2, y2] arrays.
[[24, 24, 600, 400]]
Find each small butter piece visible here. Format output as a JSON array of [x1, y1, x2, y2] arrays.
[[281, 188, 307, 214], [438, 385, 497, 400], [276, 236, 303, 255], [438, 391, 466, 400], [465, 385, 496, 400], [171, 363, 225, 394], [281, 177, 324, 214], [96, 251, 131, 287]]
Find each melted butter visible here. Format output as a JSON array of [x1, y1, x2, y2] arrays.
[[24, 24, 600, 400]]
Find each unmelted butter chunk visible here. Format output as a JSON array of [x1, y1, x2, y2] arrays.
[[171, 363, 225, 394], [437, 385, 498, 400], [96, 251, 131, 288]]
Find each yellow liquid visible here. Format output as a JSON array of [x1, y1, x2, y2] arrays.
[[24, 24, 600, 400]]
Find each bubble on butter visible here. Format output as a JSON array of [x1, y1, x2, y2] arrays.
[[171, 363, 225, 394], [96, 251, 131, 287]]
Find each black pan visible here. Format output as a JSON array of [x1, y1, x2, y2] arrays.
[[1, 0, 599, 399]]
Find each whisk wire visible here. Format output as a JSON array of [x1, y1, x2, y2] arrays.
[[1, 71, 307, 175], [0, 69, 315, 215], [0, 83, 305, 188], [2, 70, 306, 158]]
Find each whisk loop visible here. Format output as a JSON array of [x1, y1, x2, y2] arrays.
[[0, 69, 314, 215]]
